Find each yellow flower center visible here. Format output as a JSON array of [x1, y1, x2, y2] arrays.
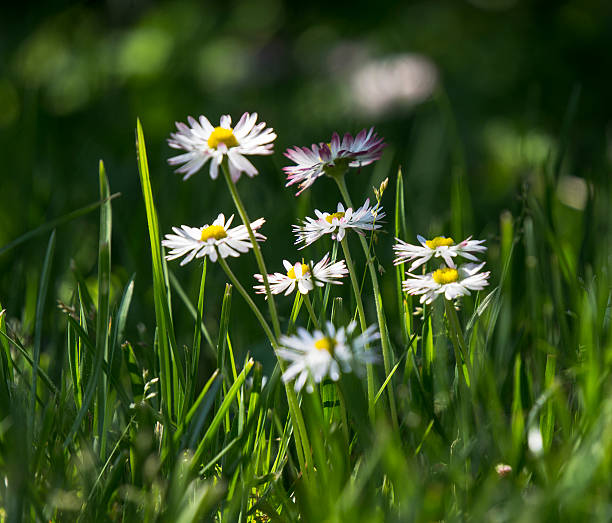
[[432, 267, 459, 284], [426, 236, 454, 249], [287, 263, 310, 279], [200, 225, 227, 242], [207, 127, 239, 149], [325, 211, 345, 224], [314, 336, 336, 354]]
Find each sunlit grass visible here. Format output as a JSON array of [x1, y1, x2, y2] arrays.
[[0, 103, 610, 522]]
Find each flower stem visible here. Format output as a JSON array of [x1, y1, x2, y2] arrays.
[[444, 299, 473, 389], [341, 237, 375, 420], [288, 292, 303, 335], [335, 175, 399, 430], [221, 162, 281, 340], [303, 293, 321, 330], [217, 254, 276, 348], [214, 181, 311, 476]]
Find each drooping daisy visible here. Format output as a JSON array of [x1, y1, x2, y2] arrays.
[[393, 235, 487, 271], [278, 321, 379, 392], [168, 112, 276, 182], [254, 253, 348, 297], [293, 198, 384, 248], [162, 213, 265, 265], [402, 262, 490, 304], [284, 128, 386, 195]]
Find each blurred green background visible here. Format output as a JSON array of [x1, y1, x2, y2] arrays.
[[1, 0, 611, 371]]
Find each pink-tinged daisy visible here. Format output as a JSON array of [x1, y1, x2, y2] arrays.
[[402, 262, 490, 304], [254, 253, 348, 297], [278, 321, 379, 393], [293, 198, 384, 248], [162, 213, 265, 265], [393, 235, 487, 271], [168, 112, 276, 182], [283, 127, 386, 195]]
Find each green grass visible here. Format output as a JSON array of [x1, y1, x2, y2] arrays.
[[0, 109, 611, 522]]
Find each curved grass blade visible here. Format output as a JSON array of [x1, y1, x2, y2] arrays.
[[136, 119, 185, 425], [0, 194, 120, 257], [28, 230, 55, 441], [190, 359, 254, 471], [63, 163, 112, 449], [96, 161, 112, 458]]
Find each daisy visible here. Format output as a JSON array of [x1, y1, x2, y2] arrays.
[[254, 253, 348, 297], [402, 262, 490, 304], [278, 321, 379, 393], [284, 127, 386, 195], [162, 213, 265, 265], [393, 235, 487, 271], [168, 112, 276, 182], [293, 198, 384, 248]]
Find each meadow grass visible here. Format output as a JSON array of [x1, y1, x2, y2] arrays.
[[0, 109, 611, 523]]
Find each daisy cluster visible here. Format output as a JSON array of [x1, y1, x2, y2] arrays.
[[394, 235, 490, 304], [159, 109, 491, 392]]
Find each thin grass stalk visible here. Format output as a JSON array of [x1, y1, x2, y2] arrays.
[[216, 252, 311, 474], [29, 230, 55, 446], [302, 294, 321, 330], [340, 237, 375, 419], [218, 163, 315, 477], [444, 299, 472, 389], [220, 162, 281, 339], [288, 292, 303, 334], [135, 120, 179, 429], [96, 161, 112, 458], [335, 176, 398, 429]]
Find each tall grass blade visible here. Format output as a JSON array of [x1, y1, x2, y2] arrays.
[[28, 230, 55, 443], [0, 194, 120, 257], [135, 119, 185, 425], [96, 161, 112, 458]]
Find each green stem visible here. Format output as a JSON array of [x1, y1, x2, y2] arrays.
[[341, 237, 375, 420], [216, 252, 310, 471], [217, 255, 276, 349], [303, 293, 321, 330], [335, 175, 399, 430], [288, 292, 303, 335], [444, 299, 473, 389], [217, 173, 311, 476], [221, 162, 281, 339], [336, 383, 350, 448]]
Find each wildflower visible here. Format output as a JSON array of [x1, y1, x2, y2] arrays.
[[168, 112, 276, 181], [293, 198, 384, 248], [284, 128, 386, 195], [393, 235, 487, 271], [495, 463, 512, 478], [278, 322, 379, 393], [162, 213, 265, 265], [254, 253, 348, 297], [402, 262, 490, 304], [527, 426, 544, 456]]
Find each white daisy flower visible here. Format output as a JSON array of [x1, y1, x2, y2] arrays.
[[278, 321, 379, 393], [168, 112, 276, 182], [293, 198, 384, 248], [402, 262, 490, 304], [254, 253, 348, 297], [284, 127, 386, 195], [393, 235, 487, 271], [162, 213, 265, 265]]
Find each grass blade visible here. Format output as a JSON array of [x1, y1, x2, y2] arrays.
[[0, 194, 120, 257], [28, 230, 55, 442], [96, 161, 112, 458], [135, 119, 185, 426]]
